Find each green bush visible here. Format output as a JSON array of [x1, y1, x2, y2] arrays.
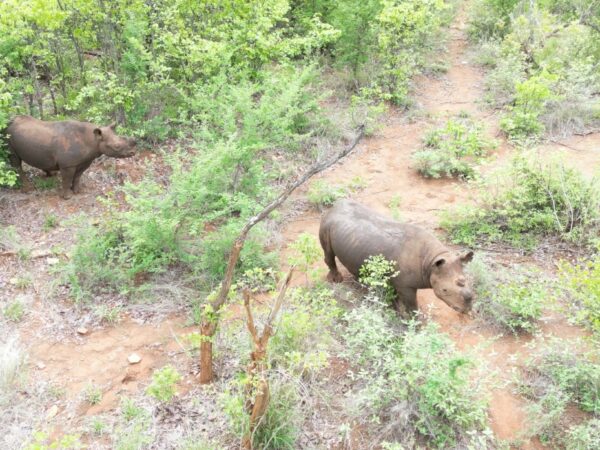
[[519, 338, 600, 446], [358, 254, 399, 305], [343, 308, 492, 448], [558, 253, 600, 335], [471, 2, 600, 140], [146, 365, 181, 403], [442, 155, 600, 249], [500, 72, 558, 141], [269, 286, 340, 375], [413, 117, 496, 179], [222, 376, 299, 450], [468, 257, 546, 334]]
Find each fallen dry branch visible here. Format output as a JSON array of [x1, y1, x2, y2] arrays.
[[242, 267, 294, 450], [199, 125, 365, 384]]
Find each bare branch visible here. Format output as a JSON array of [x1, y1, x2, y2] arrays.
[[199, 126, 365, 383]]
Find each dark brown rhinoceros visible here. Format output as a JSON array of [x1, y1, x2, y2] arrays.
[[6, 115, 136, 199], [319, 199, 474, 316]]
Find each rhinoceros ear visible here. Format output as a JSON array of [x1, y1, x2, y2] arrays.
[[461, 251, 474, 263], [109, 122, 117, 130], [93, 128, 103, 139]]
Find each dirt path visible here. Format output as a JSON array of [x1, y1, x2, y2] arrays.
[[280, 5, 592, 448]]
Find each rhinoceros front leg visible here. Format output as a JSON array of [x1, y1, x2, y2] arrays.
[[394, 287, 418, 318], [72, 165, 89, 194], [60, 167, 76, 199]]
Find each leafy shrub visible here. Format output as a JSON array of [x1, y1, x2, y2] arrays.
[[500, 72, 558, 141], [413, 117, 496, 179], [343, 307, 492, 448], [358, 254, 399, 305], [287, 233, 323, 283], [222, 376, 300, 450], [519, 338, 600, 446], [468, 257, 546, 333], [558, 253, 600, 335], [565, 418, 600, 450], [270, 286, 340, 375], [471, 2, 600, 140], [375, 0, 450, 105], [236, 267, 278, 294], [442, 155, 600, 249], [468, 0, 521, 40], [146, 365, 181, 403], [0, 74, 17, 188]]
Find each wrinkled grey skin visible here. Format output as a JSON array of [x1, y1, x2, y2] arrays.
[[7, 115, 136, 199], [319, 199, 474, 316]]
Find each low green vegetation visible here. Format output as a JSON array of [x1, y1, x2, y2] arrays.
[[2, 300, 25, 323], [469, 0, 600, 141], [146, 365, 181, 403], [468, 256, 546, 334], [559, 252, 600, 335], [519, 338, 599, 448], [442, 155, 600, 249], [32, 177, 59, 191], [344, 307, 493, 448], [222, 377, 300, 450], [83, 384, 102, 405], [307, 176, 366, 209], [359, 254, 399, 305], [413, 117, 497, 179]]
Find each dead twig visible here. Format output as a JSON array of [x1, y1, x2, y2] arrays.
[[242, 267, 294, 449]]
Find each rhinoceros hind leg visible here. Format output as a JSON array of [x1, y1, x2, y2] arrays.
[[8, 152, 32, 191], [320, 230, 343, 283], [60, 167, 76, 199]]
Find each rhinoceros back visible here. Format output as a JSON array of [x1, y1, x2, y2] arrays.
[[320, 199, 447, 287]]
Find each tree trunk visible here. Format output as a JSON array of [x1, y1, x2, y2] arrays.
[[198, 126, 365, 384]]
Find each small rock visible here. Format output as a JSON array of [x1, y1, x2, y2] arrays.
[[36, 362, 46, 370], [76, 327, 89, 335], [46, 257, 60, 265], [31, 249, 52, 258], [46, 405, 59, 420], [128, 353, 142, 364], [8, 278, 18, 285]]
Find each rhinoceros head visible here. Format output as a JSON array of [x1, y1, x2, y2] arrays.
[[429, 251, 474, 314], [94, 122, 136, 158]]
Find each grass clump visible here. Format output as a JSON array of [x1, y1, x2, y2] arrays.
[[442, 155, 600, 249], [558, 252, 600, 335], [343, 306, 492, 448], [413, 117, 497, 179], [3, 300, 25, 322], [519, 338, 599, 447], [468, 256, 546, 334], [222, 377, 300, 450], [0, 338, 24, 394], [307, 176, 366, 210]]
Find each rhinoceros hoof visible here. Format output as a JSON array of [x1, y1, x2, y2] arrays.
[[61, 191, 74, 200], [327, 271, 343, 283]]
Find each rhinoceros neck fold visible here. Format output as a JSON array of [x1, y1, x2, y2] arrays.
[[422, 248, 451, 288]]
